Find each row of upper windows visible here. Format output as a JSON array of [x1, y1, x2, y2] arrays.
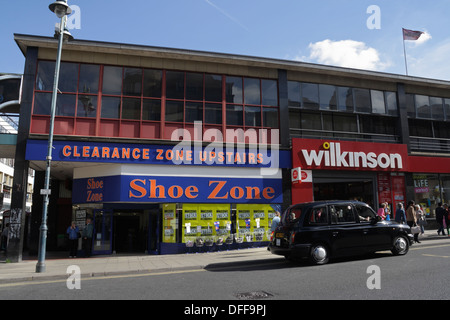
[[288, 81, 398, 116], [34, 61, 279, 107], [405, 93, 450, 121]]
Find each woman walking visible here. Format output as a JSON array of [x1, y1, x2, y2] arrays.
[[406, 200, 420, 243]]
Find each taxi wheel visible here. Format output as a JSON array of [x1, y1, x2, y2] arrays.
[[391, 236, 409, 256], [309, 243, 330, 265]]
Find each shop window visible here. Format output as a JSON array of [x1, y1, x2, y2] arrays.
[[205, 103, 222, 124], [415, 95, 431, 119], [58, 62, 79, 93], [166, 71, 185, 100], [337, 86, 354, 112], [371, 90, 386, 114], [143, 69, 162, 98], [102, 66, 123, 96], [163, 204, 178, 244], [101, 96, 121, 119], [441, 175, 450, 211], [319, 84, 337, 111], [385, 91, 398, 116], [261, 79, 278, 106], [430, 97, 444, 120], [245, 106, 261, 127], [186, 72, 204, 101], [79, 64, 100, 94], [165, 100, 184, 122], [288, 81, 301, 108], [353, 88, 371, 113], [413, 174, 439, 218], [123, 68, 142, 97], [77, 95, 97, 118], [302, 83, 319, 110], [122, 98, 141, 120], [142, 100, 161, 121], [205, 74, 222, 102], [225, 76, 243, 104]]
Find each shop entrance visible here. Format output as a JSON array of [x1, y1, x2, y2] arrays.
[[313, 172, 376, 209], [112, 205, 160, 254]]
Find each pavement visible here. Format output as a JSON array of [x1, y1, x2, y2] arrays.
[[0, 228, 448, 284]]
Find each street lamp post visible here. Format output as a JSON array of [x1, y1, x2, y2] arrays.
[[36, 0, 72, 273]]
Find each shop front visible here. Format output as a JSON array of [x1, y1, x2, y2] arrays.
[[26, 139, 288, 255], [291, 138, 409, 213]]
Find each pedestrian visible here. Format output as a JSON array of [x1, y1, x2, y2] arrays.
[[82, 218, 94, 257], [415, 204, 426, 235], [435, 203, 447, 236], [395, 203, 406, 224], [384, 202, 391, 221], [271, 211, 281, 232], [1, 223, 9, 252], [66, 221, 80, 258], [377, 203, 386, 220], [443, 204, 450, 237], [406, 200, 420, 243]]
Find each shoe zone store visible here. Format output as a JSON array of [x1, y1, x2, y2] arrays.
[[26, 140, 289, 255]]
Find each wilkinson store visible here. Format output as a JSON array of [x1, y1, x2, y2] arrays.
[[291, 138, 450, 222]]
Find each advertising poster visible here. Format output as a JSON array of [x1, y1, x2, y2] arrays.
[[236, 204, 274, 242], [162, 204, 177, 243]]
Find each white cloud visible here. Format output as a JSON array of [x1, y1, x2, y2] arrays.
[[411, 31, 432, 46], [408, 38, 450, 81], [302, 39, 390, 71]]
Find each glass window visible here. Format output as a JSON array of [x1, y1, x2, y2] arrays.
[[434, 122, 450, 139], [186, 73, 203, 101], [122, 98, 141, 120], [288, 81, 301, 108], [101, 96, 121, 119], [333, 114, 358, 132], [226, 77, 243, 104], [142, 100, 161, 121], [301, 111, 321, 130], [102, 66, 122, 95], [244, 78, 260, 105], [226, 105, 243, 126], [302, 83, 319, 110], [413, 174, 439, 219], [245, 106, 261, 127], [360, 116, 396, 135], [337, 86, 353, 112], [56, 94, 76, 116], [77, 95, 97, 118], [353, 88, 371, 113], [143, 69, 162, 98], [166, 71, 185, 100], [185, 102, 203, 123], [385, 91, 398, 116], [59, 62, 78, 93], [289, 109, 300, 129], [371, 90, 386, 114], [263, 108, 279, 128], [205, 103, 222, 124], [33, 92, 52, 115], [430, 97, 444, 120], [123, 68, 142, 97], [319, 84, 337, 110], [408, 119, 433, 137], [261, 79, 278, 106], [205, 74, 222, 102], [355, 204, 376, 222], [79, 64, 100, 94], [445, 99, 450, 121], [165, 100, 184, 122], [330, 204, 356, 224], [415, 95, 431, 118], [406, 94, 415, 118], [441, 175, 450, 213], [307, 206, 328, 225], [36, 61, 55, 91]]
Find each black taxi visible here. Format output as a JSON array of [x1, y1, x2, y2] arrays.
[[269, 200, 414, 265]]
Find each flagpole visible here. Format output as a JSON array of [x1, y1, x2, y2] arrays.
[[402, 29, 409, 75]]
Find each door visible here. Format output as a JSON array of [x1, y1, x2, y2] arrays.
[[329, 204, 364, 256], [354, 203, 392, 251], [92, 209, 113, 255], [147, 208, 160, 255]]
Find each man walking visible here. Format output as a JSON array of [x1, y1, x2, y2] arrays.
[[435, 203, 446, 236]]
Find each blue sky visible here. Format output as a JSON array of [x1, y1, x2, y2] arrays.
[[2, 0, 450, 80]]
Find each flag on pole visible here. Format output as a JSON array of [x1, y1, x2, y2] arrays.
[[403, 28, 424, 41]]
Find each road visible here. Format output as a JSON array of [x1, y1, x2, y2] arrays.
[[1, 242, 449, 301]]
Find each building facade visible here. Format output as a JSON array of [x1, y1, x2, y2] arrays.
[[9, 33, 450, 258]]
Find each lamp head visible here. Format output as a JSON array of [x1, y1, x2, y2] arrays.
[[49, 1, 72, 18]]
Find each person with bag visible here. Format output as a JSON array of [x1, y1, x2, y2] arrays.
[[415, 204, 426, 235], [435, 203, 447, 236], [406, 200, 420, 243], [66, 221, 80, 258]]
